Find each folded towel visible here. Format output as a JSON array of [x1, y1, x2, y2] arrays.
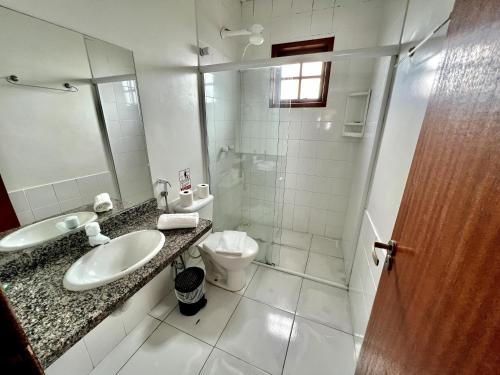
[[215, 231, 247, 256], [94, 193, 113, 213], [157, 213, 199, 230]]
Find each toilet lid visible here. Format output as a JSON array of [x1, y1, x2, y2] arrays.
[[202, 232, 258, 257]]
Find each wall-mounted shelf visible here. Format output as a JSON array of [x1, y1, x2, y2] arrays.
[[343, 90, 371, 138]]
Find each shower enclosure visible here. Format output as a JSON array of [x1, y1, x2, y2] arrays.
[[201, 51, 395, 287]]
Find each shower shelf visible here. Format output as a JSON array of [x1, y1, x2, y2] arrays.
[[343, 90, 372, 138]]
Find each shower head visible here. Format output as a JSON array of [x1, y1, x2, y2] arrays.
[[220, 24, 264, 45]]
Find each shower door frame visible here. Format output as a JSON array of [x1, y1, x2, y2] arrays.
[[198, 45, 400, 288]]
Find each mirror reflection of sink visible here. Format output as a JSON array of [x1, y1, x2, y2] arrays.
[[0, 211, 97, 252], [63, 230, 165, 291]]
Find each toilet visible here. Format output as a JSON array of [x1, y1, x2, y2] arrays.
[[172, 194, 259, 291]]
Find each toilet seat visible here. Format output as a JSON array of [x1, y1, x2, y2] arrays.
[[201, 232, 258, 257]]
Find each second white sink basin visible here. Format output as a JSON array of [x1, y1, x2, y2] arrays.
[[63, 230, 165, 291], [0, 211, 97, 252]]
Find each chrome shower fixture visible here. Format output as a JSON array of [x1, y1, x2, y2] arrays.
[[220, 24, 264, 46]]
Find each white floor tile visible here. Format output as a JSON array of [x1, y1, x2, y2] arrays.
[[244, 267, 302, 313], [274, 245, 308, 273], [310, 236, 343, 258], [118, 323, 212, 375], [149, 290, 178, 321], [296, 280, 352, 333], [283, 317, 356, 375], [279, 229, 312, 250], [235, 263, 258, 295], [306, 253, 346, 285], [217, 298, 294, 375], [165, 284, 240, 345], [200, 348, 270, 375], [89, 316, 160, 375]]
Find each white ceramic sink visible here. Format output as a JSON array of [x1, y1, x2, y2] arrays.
[[0, 211, 97, 252], [63, 230, 165, 291]]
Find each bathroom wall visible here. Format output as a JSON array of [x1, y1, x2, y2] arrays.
[[196, 0, 244, 65], [0, 0, 205, 203], [348, 0, 455, 355]]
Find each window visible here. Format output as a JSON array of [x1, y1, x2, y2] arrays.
[[270, 37, 334, 108]]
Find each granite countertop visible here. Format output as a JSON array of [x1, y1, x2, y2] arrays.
[[0, 200, 212, 368]]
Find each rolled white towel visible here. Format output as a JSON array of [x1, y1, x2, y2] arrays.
[[157, 213, 199, 230], [94, 193, 113, 213], [215, 231, 247, 256]]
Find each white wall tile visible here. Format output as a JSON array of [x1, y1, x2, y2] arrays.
[[313, 0, 335, 10], [84, 315, 126, 366], [53, 179, 80, 201], [59, 197, 84, 212], [273, 0, 293, 16], [16, 210, 35, 226], [32, 203, 62, 221], [25, 185, 58, 209], [45, 339, 93, 375], [311, 8, 334, 35], [254, 0, 273, 19], [89, 316, 160, 375], [77, 175, 103, 202], [292, 0, 314, 13], [8, 190, 30, 213], [119, 267, 171, 333]]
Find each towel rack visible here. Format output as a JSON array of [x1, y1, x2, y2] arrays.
[[395, 15, 451, 68], [5, 75, 79, 92]]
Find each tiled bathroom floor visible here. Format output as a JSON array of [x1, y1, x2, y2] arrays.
[[273, 230, 347, 285], [89, 265, 356, 375], [238, 224, 347, 285]]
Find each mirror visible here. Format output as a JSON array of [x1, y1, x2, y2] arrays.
[[0, 7, 153, 246]]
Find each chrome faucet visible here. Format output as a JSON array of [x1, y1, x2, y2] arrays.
[[85, 222, 110, 247], [157, 178, 172, 213]]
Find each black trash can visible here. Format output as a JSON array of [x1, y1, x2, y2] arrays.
[[174, 267, 207, 316]]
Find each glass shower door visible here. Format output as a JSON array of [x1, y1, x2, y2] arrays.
[[203, 67, 286, 265]]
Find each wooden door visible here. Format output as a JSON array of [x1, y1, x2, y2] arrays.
[[0, 287, 44, 374], [356, 0, 500, 374], [0, 175, 20, 232]]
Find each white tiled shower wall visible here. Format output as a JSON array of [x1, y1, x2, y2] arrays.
[[241, 0, 404, 61], [240, 58, 375, 239], [8, 171, 119, 225]]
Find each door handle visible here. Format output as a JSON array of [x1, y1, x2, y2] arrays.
[[373, 240, 397, 270]]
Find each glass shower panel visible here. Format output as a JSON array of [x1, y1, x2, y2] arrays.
[[204, 71, 244, 233], [239, 67, 287, 265], [203, 67, 286, 265]]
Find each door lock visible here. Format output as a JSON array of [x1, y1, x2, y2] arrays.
[[373, 240, 397, 270]]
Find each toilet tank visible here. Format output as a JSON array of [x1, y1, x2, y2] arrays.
[[172, 194, 214, 221]]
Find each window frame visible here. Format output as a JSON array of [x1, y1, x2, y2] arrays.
[[270, 37, 334, 108]]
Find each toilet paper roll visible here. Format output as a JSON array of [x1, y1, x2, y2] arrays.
[[179, 189, 194, 207], [197, 184, 210, 199]]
